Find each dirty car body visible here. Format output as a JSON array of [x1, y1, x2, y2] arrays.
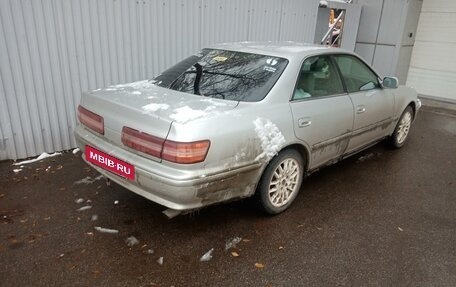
[[74, 42, 421, 214]]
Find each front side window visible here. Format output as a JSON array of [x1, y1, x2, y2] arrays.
[[333, 54, 380, 93], [292, 55, 344, 100], [153, 49, 288, 102]]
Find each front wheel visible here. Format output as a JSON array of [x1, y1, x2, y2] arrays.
[[256, 149, 304, 215], [390, 106, 414, 149]]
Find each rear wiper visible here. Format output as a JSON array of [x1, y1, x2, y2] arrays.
[[193, 63, 203, 95]]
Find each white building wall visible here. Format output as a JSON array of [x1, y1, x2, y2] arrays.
[[0, 0, 319, 160], [406, 0, 456, 102]]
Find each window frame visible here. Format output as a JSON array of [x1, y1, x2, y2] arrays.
[[330, 53, 383, 94], [290, 54, 347, 102], [154, 48, 290, 102]]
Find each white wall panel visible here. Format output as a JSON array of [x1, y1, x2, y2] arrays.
[[355, 43, 375, 64], [407, 0, 456, 101], [356, 0, 383, 43], [415, 12, 456, 44], [377, 0, 404, 45], [0, 0, 320, 160], [372, 45, 395, 77], [410, 42, 456, 73], [396, 46, 413, 84], [422, 0, 456, 13], [201, 0, 250, 46], [249, 0, 282, 41], [279, 0, 319, 42], [407, 68, 456, 101]]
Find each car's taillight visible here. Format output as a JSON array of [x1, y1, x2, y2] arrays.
[[162, 140, 210, 164], [121, 126, 210, 164], [78, 105, 104, 135], [121, 127, 164, 158]]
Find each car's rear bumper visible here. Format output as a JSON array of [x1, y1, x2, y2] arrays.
[[74, 125, 262, 210]]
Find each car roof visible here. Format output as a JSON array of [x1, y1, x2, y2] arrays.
[[208, 41, 347, 60]]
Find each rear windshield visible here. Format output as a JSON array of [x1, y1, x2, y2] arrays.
[[153, 49, 288, 102]]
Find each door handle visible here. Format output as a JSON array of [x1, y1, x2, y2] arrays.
[[298, 118, 312, 127], [356, 106, 366, 114]]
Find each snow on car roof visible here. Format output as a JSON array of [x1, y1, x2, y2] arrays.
[[209, 41, 338, 60]]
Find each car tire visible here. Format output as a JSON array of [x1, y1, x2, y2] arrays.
[[256, 149, 304, 215], [390, 106, 414, 149]]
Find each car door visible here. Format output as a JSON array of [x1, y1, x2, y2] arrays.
[[289, 55, 354, 169], [332, 54, 395, 154]]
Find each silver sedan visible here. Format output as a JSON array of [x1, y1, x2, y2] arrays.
[[74, 42, 421, 215]]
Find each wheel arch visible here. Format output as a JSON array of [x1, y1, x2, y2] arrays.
[[279, 143, 310, 173], [408, 101, 417, 120]]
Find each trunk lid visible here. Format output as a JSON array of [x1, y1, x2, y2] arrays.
[[80, 80, 238, 159]]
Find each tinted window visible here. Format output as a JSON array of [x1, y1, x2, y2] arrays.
[[154, 49, 288, 102], [333, 55, 380, 93], [292, 55, 344, 100]]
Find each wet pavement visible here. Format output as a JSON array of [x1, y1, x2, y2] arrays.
[[0, 108, 455, 287]]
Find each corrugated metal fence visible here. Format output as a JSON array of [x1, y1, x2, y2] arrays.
[[0, 0, 319, 160]]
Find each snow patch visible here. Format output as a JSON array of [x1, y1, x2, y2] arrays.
[[74, 175, 103, 185], [72, 148, 80, 154], [143, 248, 154, 254], [200, 98, 229, 106], [200, 248, 214, 262], [110, 80, 156, 90], [225, 237, 242, 250], [157, 257, 164, 265], [77, 206, 92, 212], [13, 152, 61, 166], [170, 105, 217, 123], [253, 118, 286, 161], [13, 169, 22, 173], [125, 236, 139, 247], [75, 198, 85, 204], [357, 153, 375, 162], [131, 91, 142, 95], [91, 214, 98, 221], [142, 103, 170, 113], [94, 226, 119, 234]]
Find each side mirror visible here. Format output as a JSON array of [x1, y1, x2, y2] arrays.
[[382, 77, 399, 89]]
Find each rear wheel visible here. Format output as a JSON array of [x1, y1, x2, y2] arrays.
[[390, 106, 414, 148], [256, 149, 304, 215]]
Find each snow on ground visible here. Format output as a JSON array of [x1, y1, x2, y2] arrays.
[[125, 236, 139, 247], [72, 148, 80, 154], [357, 153, 375, 162], [91, 214, 98, 221], [143, 249, 154, 255], [157, 257, 164, 265], [253, 118, 286, 161], [13, 152, 61, 166], [77, 206, 92, 212], [75, 198, 85, 204], [225, 237, 242, 250], [13, 169, 22, 173], [94, 226, 119, 234], [74, 175, 103, 185], [200, 248, 214, 262]]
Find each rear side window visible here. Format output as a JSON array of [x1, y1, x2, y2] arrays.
[[333, 54, 380, 93], [154, 49, 288, 102], [292, 55, 344, 100]]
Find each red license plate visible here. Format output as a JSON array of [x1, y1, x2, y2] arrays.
[[85, 145, 135, 180]]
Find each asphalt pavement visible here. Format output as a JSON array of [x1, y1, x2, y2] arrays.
[[0, 108, 455, 287]]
